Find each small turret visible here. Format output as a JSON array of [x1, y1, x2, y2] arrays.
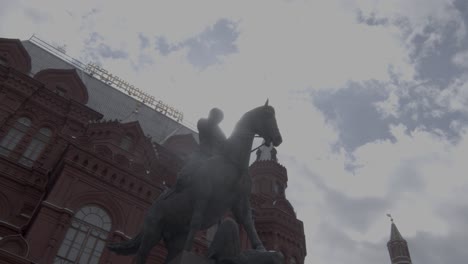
[[250, 143, 287, 198]]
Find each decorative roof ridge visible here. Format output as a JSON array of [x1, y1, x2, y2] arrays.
[[250, 159, 285, 168]]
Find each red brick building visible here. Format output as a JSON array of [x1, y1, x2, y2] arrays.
[[0, 37, 306, 264]]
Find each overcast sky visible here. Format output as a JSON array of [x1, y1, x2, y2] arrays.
[[2, 0, 468, 263]]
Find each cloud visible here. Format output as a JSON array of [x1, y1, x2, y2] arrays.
[[312, 78, 468, 154], [155, 36, 175, 56], [138, 33, 150, 50], [312, 80, 394, 152], [408, 19, 464, 85], [356, 10, 389, 26], [96, 43, 128, 59], [154, 18, 239, 69]]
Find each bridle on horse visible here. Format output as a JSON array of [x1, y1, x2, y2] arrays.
[[250, 135, 267, 153]]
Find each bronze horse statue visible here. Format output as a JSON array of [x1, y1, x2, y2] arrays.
[[108, 101, 283, 263]]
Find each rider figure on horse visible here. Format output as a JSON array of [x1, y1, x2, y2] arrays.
[[175, 107, 226, 191]]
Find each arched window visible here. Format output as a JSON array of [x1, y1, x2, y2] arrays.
[[119, 135, 133, 151], [0, 117, 31, 157], [55, 205, 111, 264], [19, 127, 52, 167]]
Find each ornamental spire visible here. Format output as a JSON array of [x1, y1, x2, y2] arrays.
[[387, 214, 405, 241]]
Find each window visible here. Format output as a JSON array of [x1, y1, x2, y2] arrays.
[[0, 117, 31, 157], [55, 86, 67, 97], [119, 135, 133, 151], [18, 127, 52, 167], [273, 182, 279, 194], [0, 57, 7, 66], [55, 206, 111, 264]]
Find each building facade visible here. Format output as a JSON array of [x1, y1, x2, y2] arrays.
[[0, 37, 306, 264]]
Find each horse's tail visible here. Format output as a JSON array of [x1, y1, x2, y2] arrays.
[[107, 232, 142, 255]]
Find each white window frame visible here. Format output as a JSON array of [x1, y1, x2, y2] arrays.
[[19, 127, 52, 167], [54, 206, 111, 264], [0, 117, 31, 157]]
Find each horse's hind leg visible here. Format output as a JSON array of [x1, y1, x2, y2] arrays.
[[184, 198, 208, 251], [135, 223, 162, 264]]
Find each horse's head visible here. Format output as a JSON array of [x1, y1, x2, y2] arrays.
[[247, 99, 283, 147]]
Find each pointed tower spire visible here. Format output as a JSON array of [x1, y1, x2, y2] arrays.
[[386, 214, 412, 264], [390, 221, 405, 241]]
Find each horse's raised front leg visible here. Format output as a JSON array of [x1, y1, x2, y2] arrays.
[[232, 196, 265, 251], [184, 198, 208, 251]]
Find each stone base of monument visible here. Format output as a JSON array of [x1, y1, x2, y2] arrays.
[[168, 251, 211, 264]]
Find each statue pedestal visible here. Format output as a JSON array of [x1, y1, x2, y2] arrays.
[[168, 251, 211, 264]]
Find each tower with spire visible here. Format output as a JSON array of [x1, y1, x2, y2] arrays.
[[387, 215, 412, 264], [249, 142, 307, 264]]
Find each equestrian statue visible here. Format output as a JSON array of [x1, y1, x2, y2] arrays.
[[108, 100, 283, 264]]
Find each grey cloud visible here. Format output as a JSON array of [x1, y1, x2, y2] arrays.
[[333, 1, 468, 152], [312, 80, 395, 152], [391, 1, 468, 86], [453, 0, 468, 33], [356, 10, 389, 26], [154, 19, 239, 69], [81, 32, 129, 63], [88, 32, 104, 44], [155, 36, 177, 56], [184, 18, 239, 68], [312, 79, 468, 154], [395, 82, 468, 143], [138, 33, 150, 49], [96, 43, 128, 59], [409, 21, 464, 85]]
